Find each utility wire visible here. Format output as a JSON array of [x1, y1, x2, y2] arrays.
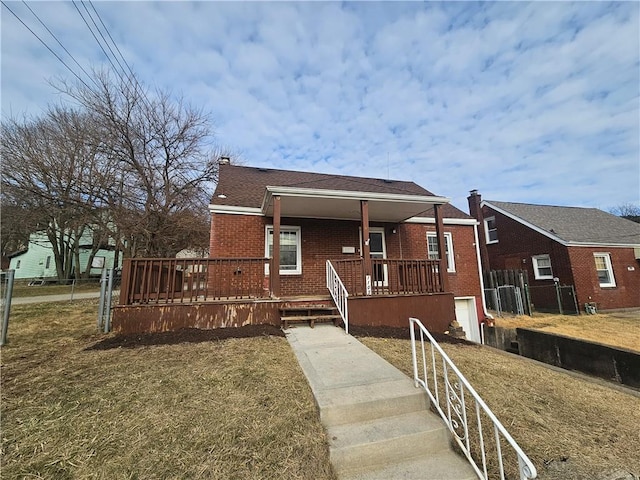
[[79, 1, 129, 81], [86, 1, 137, 83], [76, 0, 156, 113], [1, 0, 94, 91], [20, 0, 101, 90], [71, 0, 128, 87]]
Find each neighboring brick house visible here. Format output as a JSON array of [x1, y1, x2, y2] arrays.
[[468, 190, 640, 312], [208, 163, 489, 341]]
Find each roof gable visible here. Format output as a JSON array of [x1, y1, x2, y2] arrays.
[[484, 200, 640, 246]]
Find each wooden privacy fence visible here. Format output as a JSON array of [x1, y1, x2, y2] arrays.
[[119, 258, 272, 305], [333, 258, 444, 296]]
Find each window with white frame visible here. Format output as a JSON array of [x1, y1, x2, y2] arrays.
[[427, 232, 455, 272], [532, 254, 553, 280], [484, 216, 498, 243], [266, 226, 302, 275], [593, 253, 616, 287]]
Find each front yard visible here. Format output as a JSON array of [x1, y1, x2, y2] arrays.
[[0, 301, 335, 479], [2, 302, 638, 480]]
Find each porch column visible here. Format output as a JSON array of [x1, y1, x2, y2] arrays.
[[360, 200, 372, 294], [434, 203, 450, 293], [272, 195, 281, 298]]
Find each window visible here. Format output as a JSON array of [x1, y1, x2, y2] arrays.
[[594, 253, 616, 287], [427, 232, 455, 272], [484, 216, 498, 243], [16, 260, 21, 269], [266, 226, 302, 275], [45, 256, 51, 269], [532, 254, 553, 280]]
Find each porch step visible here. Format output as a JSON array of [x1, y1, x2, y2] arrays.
[[280, 304, 342, 329]]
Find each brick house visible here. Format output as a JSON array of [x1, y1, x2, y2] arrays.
[[206, 164, 488, 340], [114, 164, 489, 339], [468, 190, 640, 312]]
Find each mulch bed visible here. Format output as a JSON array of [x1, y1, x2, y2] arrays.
[[87, 325, 285, 351], [87, 324, 474, 351]]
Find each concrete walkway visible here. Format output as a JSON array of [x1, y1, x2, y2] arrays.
[[285, 324, 476, 480]]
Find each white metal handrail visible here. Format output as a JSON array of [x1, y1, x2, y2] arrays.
[[326, 260, 349, 334], [409, 317, 537, 480]]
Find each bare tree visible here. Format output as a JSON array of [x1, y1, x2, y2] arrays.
[[1, 107, 114, 280], [57, 70, 222, 257], [609, 203, 640, 223]]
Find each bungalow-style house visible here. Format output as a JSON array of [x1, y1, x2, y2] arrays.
[[8, 231, 119, 281], [114, 164, 489, 340], [468, 190, 640, 312]]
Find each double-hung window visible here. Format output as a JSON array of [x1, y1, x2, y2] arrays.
[[427, 232, 455, 272], [266, 226, 302, 275], [593, 253, 616, 287], [484, 216, 498, 243], [532, 254, 553, 280]]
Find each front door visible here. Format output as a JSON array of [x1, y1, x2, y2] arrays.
[[369, 229, 388, 287]]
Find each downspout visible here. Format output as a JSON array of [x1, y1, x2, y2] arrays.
[[474, 222, 493, 343]]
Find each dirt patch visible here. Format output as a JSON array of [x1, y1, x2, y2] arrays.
[[87, 325, 285, 350], [86, 324, 473, 350]]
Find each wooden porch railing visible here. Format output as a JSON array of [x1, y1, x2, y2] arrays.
[[119, 257, 272, 305], [332, 258, 445, 296]]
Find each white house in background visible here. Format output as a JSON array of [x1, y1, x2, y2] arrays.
[[8, 231, 120, 281]]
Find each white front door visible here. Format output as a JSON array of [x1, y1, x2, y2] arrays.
[[369, 228, 388, 287]]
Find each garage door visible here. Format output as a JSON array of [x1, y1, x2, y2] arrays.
[[454, 298, 480, 343]]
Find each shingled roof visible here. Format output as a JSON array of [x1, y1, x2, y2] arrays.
[[485, 200, 640, 246], [212, 164, 471, 220]]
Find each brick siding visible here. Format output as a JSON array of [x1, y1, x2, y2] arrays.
[[210, 213, 483, 302], [481, 206, 640, 311]]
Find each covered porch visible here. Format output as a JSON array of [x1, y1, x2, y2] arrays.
[[113, 185, 456, 333]]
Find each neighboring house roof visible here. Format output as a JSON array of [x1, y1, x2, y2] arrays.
[[484, 200, 640, 247], [211, 165, 472, 221]]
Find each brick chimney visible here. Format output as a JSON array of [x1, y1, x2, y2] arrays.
[[468, 189, 482, 222], [467, 189, 490, 272]]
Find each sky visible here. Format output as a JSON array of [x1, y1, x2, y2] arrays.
[[2, 1, 639, 213]]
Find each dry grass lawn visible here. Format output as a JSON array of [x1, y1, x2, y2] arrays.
[[1, 301, 335, 479], [359, 336, 640, 480], [494, 311, 640, 352]]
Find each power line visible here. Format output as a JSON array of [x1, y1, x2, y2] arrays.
[[1, 0, 94, 91], [71, 0, 127, 86], [86, 1, 136, 81], [79, 1, 129, 80], [74, 0, 156, 112], [20, 0, 101, 90]]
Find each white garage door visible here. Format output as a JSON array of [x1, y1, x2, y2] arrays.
[[454, 298, 480, 343]]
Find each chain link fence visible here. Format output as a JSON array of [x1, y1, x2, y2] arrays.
[[0, 269, 120, 345]]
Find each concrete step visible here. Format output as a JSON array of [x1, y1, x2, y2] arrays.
[[339, 450, 478, 480], [328, 411, 450, 474], [317, 379, 429, 427], [285, 326, 476, 480]]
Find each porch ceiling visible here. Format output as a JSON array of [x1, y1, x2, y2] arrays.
[[262, 186, 450, 223]]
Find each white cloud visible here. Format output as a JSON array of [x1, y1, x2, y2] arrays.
[[2, 1, 638, 212]]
